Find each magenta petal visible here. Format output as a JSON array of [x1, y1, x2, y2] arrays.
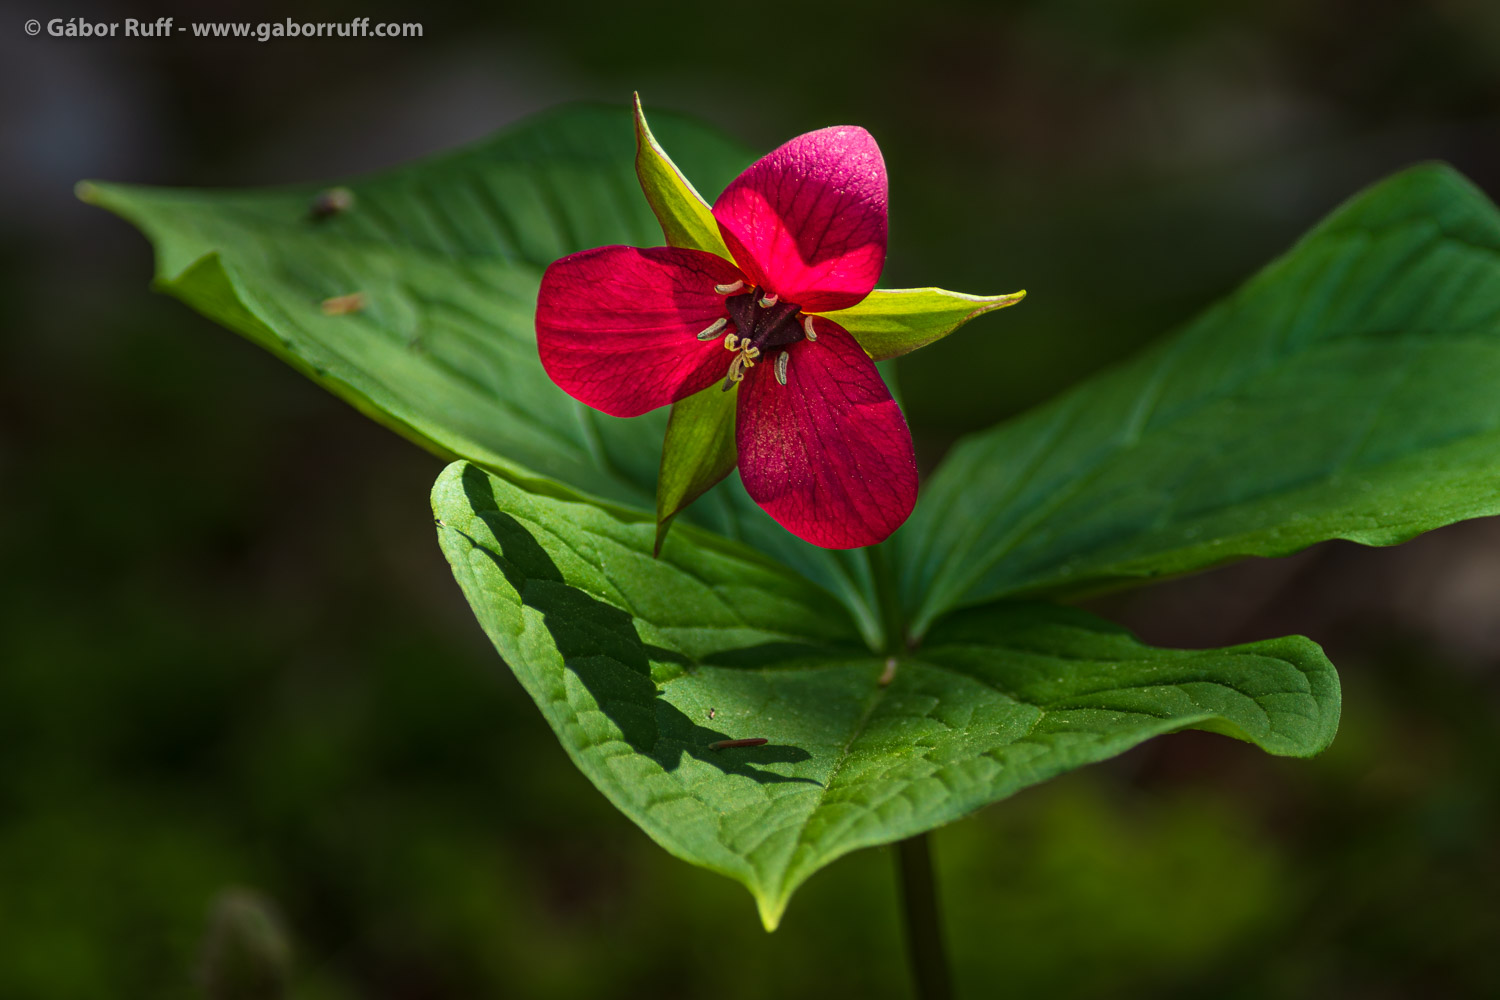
[[536, 246, 744, 418], [735, 322, 917, 549], [712, 127, 888, 313]]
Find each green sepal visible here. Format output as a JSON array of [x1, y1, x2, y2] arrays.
[[655, 382, 739, 554], [821, 286, 1027, 361], [634, 93, 733, 258]]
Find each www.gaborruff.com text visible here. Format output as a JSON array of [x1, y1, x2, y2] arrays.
[[41, 17, 424, 41]]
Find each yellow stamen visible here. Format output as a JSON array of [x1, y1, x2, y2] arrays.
[[724, 333, 741, 351], [727, 353, 749, 383]]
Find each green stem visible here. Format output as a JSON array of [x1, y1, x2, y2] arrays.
[[866, 544, 908, 655], [896, 833, 954, 1000]]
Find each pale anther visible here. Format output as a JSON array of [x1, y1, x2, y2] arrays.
[[715, 280, 744, 295], [759, 292, 779, 307], [802, 316, 818, 341], [697, 317, 727, 341], [723, 352, 752, 389], [775, 351, 790, 385]]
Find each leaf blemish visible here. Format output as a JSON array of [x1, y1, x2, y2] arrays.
[[320, 292, 366, 316], [308, 186, 356, 220], [709, 738, 768, 751]]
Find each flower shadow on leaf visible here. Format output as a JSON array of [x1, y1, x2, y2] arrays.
[[456, 466, 818, 787]]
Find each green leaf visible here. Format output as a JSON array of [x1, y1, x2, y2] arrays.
[[80, 103, 889, 644], [655, 383, 739, 554], [434, 460, 1340, 930], [899, 163, 1500, 637], [78, 104, 748, 507], [822, 286, 1027, 361], [633, 94, 732, 258]]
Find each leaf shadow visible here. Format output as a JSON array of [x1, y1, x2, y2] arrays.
[[458, 466, 817, 787]]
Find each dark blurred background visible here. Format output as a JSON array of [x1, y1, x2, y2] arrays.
[[4, 1, 1500, 997]]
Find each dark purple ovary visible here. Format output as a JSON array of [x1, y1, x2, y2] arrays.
[[724, 289, 805, 354]]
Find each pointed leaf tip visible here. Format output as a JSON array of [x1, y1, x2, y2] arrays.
[[656, 381, 738, 532], [757, 896, 787, 933], [823, 286, 1028, 361], [652, 514, 675, 558], [634, 96, 736, 258]]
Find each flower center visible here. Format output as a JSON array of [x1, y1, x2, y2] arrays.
[[697, 284, 816, 389], [724, 288, 805, 355]]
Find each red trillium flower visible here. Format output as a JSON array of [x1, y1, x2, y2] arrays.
[[537, 125, 915, 549]]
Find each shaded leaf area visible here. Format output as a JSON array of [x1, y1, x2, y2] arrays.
[[433, 461, 1340, 927], [82, 104, 885, 647], [899, 164, 1500, 636]]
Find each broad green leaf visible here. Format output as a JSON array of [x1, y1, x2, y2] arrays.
[[78, 104, 745, 507], [633, 94, 732, 259], [655, 383, 739, 554], [80, 104, 886, 644], [434, 460, 1340, 930], [822, 286, 1027, 361], [899, 163, 1500, 637]]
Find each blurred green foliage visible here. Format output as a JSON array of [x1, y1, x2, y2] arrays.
[[5, 0, 1500, 995]]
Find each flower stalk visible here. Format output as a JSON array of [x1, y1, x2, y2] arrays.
[[896, 833, 953, 1000]]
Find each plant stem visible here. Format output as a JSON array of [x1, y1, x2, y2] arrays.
[[866, 544, 908, 655], [896, 833, 953, 1000]]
